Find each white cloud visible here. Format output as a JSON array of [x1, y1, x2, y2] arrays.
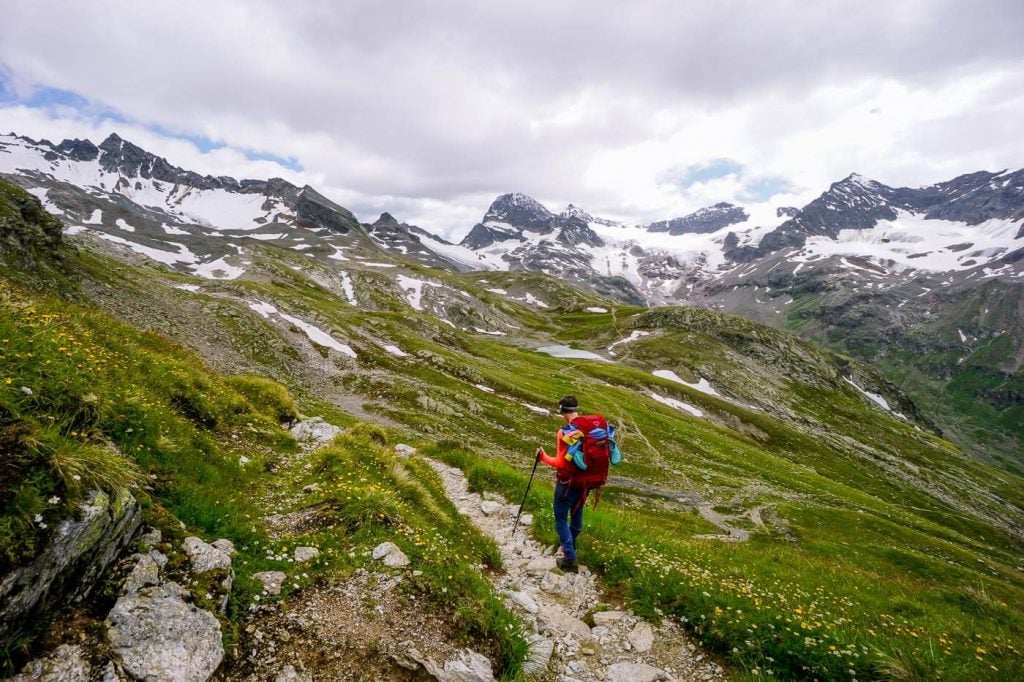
[[1, 0, 1022, 240]]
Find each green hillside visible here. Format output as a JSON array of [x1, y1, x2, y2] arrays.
[[2, 180, 1023, 680]]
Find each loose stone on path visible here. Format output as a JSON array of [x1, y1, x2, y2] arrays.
[[425, 457, 726, 681]]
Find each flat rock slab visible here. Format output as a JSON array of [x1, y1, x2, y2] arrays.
[[606, 662, 671, 682], [395, 444, 417, 457], [592, 610, 628, 625], [521, 636, 553, 678], [106, 582, 224, 682], [525, 556, 557, 575], [537, 605, 591, 639], [253, 570, 287, 595]]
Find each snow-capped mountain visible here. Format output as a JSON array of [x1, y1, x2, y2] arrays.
[[446, 172, 1024, 305], [646, 202, 749, 235], [2, 130, 1021, 304]]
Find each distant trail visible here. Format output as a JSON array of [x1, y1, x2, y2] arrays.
[[426, 458, 725, 681]]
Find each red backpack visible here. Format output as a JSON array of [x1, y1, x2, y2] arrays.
[[564, 414, 612, 508]]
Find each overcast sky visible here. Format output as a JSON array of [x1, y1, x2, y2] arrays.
[[1, 0, 1023, 239]]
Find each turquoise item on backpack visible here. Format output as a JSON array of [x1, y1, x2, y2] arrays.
[[567, 440, 587, 469], [607, 425, 622, 465]]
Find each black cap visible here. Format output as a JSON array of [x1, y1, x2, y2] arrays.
[[558, 395, 579, 414]]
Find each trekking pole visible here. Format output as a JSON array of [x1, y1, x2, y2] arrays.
[[512, 449, 542, 537]]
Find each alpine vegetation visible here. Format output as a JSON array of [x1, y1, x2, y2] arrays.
[[2, 3, 1024, 680]]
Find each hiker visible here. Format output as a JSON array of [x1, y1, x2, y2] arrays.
[[536, 395, 620, 573]]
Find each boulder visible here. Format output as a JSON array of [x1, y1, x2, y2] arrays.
[[289, 417, 341, 445], [442, 649, 495, 681], [537, 605, 591, 639], [605, 662, 670, 682], [182, 537, 232, 574], [371, 542, 410, 567], [9, 643, 91, 681], [106, 582, 224, 682], [253, 571, 287, 596], [627, 621, 654, 653], [394, 443, 416, 457], [0, 489, 141, 649], [293, 546, 320, 563]]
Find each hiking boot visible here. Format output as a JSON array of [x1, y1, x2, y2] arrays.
[[556, 556, 579, 573]]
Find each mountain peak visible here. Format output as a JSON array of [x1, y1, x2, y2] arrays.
[[559, 203, 593, 223], [483, 192, 554, 231], [373, 212, 400, 227], [647, 202, 749, 235]]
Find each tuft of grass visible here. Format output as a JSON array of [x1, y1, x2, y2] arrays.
[[47, 439, 143, 494], [227, 374, 300, 424]]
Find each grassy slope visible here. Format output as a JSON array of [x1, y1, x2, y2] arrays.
[[0, 279, 527, 675], [782, 277, 1024, 475], [57, 237, 1024, 681]]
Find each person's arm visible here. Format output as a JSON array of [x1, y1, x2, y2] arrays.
[[537, 446, 562, 468]]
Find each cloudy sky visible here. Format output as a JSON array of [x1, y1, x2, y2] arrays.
[[1, 0, 1022, 238]]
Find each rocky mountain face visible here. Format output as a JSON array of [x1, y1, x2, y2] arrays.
[[2, 130, 1022, 466], [646, 202, 748, 235]]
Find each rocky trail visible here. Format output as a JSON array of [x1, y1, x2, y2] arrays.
[[426, 458, 725, 682]]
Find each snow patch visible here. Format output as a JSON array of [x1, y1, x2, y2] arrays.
[[648, 392, 704, 417], [339, 271, 357, 305], [83, 209, 103, 225], [585, 306, 608, 313], [382, 344, 408, 357], [652, 370, 721, 397], [192, 256, 247, 280], [607, 330, 651, 355], [114, 218, 135, 233], [247, 300, 357, 357], [843, 377, 891, 411]]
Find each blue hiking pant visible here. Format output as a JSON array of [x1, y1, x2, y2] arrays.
[[553, 481, 585, 560]]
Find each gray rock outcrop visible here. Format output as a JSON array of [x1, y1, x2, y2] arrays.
[[441, 649, 495, 682], [182, 537, 233, 611], [0, 489, 141, 649], [9, 643, 91, 681], [289, 417, 342, 445], [106, 582, 224, 682]]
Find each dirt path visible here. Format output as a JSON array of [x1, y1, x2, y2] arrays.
[[427, 458, 726, 682]]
